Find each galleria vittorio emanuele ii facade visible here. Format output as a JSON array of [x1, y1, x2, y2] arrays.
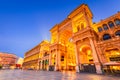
[[23, 4, 120, 74]]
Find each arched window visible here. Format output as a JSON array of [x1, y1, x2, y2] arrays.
[[98, 27, 103, 32], [108, 21, 115, 28], [81, 23, 84, 29], [114, 19, 120, 26], [42, 60, 44, 64], [103, 34, 111, 40], [45, 60, 48, 65], [115, 30, 120, 36], [77, 26, 80, 32], [103, 24, 109, 30]]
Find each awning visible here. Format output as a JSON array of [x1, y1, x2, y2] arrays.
[[103, 62, 120, 66]]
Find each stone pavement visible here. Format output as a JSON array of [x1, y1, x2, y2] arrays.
[[0, 70, 120, 80]]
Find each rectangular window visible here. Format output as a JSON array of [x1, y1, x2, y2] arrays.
[[109, 57, 120, 61]]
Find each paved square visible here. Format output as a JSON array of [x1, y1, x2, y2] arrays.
[[0, 70, 120, 80]]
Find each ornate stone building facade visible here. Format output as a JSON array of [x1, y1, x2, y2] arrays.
[[39, 40, 50, 70], [23, 4, 120, 74], [23, 40, 50, 70], [0, 52, 18, 69], [23, 44, 40, 70], [92, 12, 120, 74]]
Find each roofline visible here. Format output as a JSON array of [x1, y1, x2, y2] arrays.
[[0, 52, 18, 57], [49, 24, 58, 32], [68, 3, 93, 18], [93, 11, 120, 25]]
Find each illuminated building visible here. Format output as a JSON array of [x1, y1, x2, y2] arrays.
[[0, 52, 18, 69], [23, 44, 40, 70], [92, 11, 120, 74], [23, 4, 120, 74], [23, 40, 49, 70], [39, 40, 50, 70], [16, 57, 23, 69], [49, 4, 120, 74]]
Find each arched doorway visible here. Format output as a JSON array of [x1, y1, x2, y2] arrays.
[[42, 60, 45, 70], [61, 53, 66, 70], [45, 60, 49, 70], [49, 54, 56, 71], [79, 45, 96, 73], [39, 61, 41, 70]]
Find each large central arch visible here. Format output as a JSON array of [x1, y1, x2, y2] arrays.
[[79, 45, 93, 63], [78, 45, 96, 73]]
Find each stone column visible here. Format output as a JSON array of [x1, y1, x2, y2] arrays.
[[39, 61, 40, 70], [49, 53, 51, 65], [58, 50, 61, 71], [41, 60, 43, 70], [48, 52, 52, 71], [89, 37, 102, 74], [55, 28, 60, 71], [54, 49, 61, 71], [66, 52, 68, 71], [55, 49, 58, 71], [74, 42, 80, 72], [40, 61, 42, 70], [37, 60, 39, 70], [65, 46, 68, 71]]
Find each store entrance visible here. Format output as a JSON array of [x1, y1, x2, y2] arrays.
[[81, 64, 96, 73]]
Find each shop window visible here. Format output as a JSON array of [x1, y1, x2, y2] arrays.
[[115, 30, 120, 36], [114, 19, 120, 26], [109, 57, 120, 61], [98, 27, 103, 32], [105, 49, 120, 62], [108, 21, 115, 28], [103, 34, 111, 40], [103, 24, 109, 30]]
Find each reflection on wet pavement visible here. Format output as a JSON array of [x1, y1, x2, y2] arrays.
[[0, 70, 119, 80]]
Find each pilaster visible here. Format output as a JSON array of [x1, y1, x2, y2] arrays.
[[55, 49, 58, 71], [74, 42, 80, 72], [89, 37, 102, 74]]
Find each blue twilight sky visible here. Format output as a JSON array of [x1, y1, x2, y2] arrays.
[[0, 0, 120, 58]]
